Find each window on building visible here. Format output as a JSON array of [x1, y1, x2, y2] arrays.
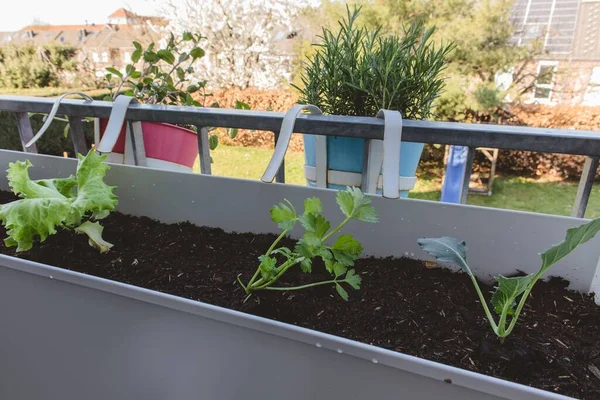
[[123, 51, 131, 62], [583, 66, 600, 105], [101, 52, 109, 62], [533, 62, 557, 101], [92, 52, 100, 62]]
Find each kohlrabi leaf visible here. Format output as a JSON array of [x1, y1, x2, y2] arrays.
[[331, 234, 363, 266], [304, 197, 322, 215], [71, 150, 118, 220], [540, 217, 600, 275], [270, 199, 297, 230], [336, 187, 378, 223], [417, 237, 472, 276], [335, 283, 349, 301], [299, 213, 330, 238], [491, 274, 534, 315], [74, 221, 114, 253], [345, 269, 361, 290], [0, 198, 71, 251]]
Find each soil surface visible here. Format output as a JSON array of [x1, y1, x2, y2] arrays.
[[0, 190, 599, 399]]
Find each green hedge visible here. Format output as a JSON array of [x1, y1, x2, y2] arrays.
[[0, 111, 95, 156]]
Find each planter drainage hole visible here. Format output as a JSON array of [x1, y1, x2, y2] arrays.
[[372, 358, 378, 364], [337, 349, 343, 354], [444, 379, 452, 384], [316, 343, 322, 348]]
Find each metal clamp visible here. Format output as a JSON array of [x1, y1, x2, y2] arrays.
[[25, 91, 94, 148], [377, 109, 403, 199], [262, 104, 322, 183]]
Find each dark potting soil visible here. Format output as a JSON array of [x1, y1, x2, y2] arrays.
[[0, 191, 599, 399]]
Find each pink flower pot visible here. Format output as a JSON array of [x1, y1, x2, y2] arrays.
[[98, 120, 198, 172]]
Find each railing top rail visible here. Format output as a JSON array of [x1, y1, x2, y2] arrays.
[[1, 95, 600, 156]]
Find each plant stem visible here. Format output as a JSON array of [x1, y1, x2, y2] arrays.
[[499, 271, 543, 338], [264, 279, 340, 291], [322, 216, 352, 243], [468, 274, 499, 333], [244, 229, 288, 292], [252, 259, 298, 290]]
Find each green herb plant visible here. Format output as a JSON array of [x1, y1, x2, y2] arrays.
[[105, 32, 249, 150], [239, 187, 378, 300], [418, 216, 600, 340], [0, 149, 118, 253], [294, 6, 453, 120]]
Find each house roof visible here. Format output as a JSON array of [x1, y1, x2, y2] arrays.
[[19, 24, 104, 32], [108, 8, 138, 19]]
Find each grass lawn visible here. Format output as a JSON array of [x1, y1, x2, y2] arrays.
[[209, 145, 600, 218]]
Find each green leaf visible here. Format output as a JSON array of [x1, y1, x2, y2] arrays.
[[331, 234, 363, 266], [333, 262, 347, 278], [71, 150, 118, 221], [74, 221, 113, 253], [208, 134, 218, 150], [271, 247, 294, 260], [178, 52, 190, 63], [133, 41, 142, 51], [417, 237, 472, 275], [345, 269, 361, 290], [540, 217, 600, 274], [299, 213, 330, 239], [157, 49, 176, 65], [105, 67, 122, 78], [227, 128, 239, 139], [258, 255, 277, 280], [187, 84, 199, 93], [270, 200, 297, 230], [143, 51, 158, 63], [336, 187, 378, 222], [295, 239, 313, 272], [190, 47, 205, 59], [177, 67, 185, 81], [234, 100, 250, 110], [304, 197, 322, 215], [182, 32, 193, 41], [35, 177, 77, 198], [7, 160, 69, 199], [63, 122, 70, 139], [130, 71, 141, 79], [335, 283, 349, 301], [0, 198, 71, 251], [491, 274, 534, 315], [131, 49, 142, 63], [302, 232, 322, 247], [125, 65, 134, 75]]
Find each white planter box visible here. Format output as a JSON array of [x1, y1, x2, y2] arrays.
[[0, 150, 597, 400]]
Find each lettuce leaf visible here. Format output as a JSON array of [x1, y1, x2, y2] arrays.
[[0, 149, 118, 252]]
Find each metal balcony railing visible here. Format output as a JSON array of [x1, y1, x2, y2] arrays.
[[1, 95, 599, 217]]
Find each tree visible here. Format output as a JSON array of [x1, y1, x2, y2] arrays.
[[159, 0, 309, 89]]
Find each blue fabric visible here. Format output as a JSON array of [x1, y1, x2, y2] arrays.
[[304, 135, 424, 198], [440, 145, 469, 203]]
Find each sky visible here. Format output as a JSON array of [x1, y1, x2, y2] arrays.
[[0, 0, 159, 31]]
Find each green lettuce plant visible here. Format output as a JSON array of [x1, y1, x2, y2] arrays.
[[418, 216, 600, 340], [0, 149, 118, 252], [239, 187, 378, 300]]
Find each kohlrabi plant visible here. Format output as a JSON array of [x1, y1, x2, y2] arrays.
[[418, 216, 600, 340], [0, 149, 118, 253], [239, 187, 378, 300]]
